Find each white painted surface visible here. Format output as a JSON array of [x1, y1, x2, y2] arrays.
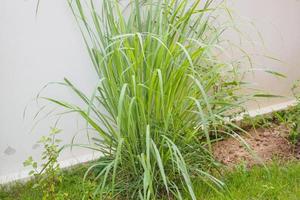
[[0, 0, 99, 179], [0, 0, 300, 181], [232, 0, 300, 108]]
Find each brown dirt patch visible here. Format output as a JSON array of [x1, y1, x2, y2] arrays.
[[295, 140, 300, 160], [213, 125, 296, 167]]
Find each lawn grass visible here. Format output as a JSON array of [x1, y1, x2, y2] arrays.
[[194, 161, 300, 200], [0, 164, 97, 200], [1, 161, 299, 200]]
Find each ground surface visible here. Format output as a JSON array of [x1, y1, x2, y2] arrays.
[[1, 125, 300, 199], [1, 162, 299, 200], [213, 125, 298, 167]]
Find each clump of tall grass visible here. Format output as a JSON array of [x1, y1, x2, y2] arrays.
[[46, 0, 248, 199]]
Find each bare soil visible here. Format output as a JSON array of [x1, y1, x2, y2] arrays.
[[213, 125, 299, 167]]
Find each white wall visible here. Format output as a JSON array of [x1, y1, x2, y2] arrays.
[[0, 0, 300, 182], [0, 0, 98, 182], [233, 0, 300, 108]]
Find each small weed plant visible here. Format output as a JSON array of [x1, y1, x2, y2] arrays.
[[275, 80, 300, 144], [23, 127, 66, 200], [240, 80, 300, 144]]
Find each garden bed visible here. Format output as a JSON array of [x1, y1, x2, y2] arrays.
[[1, 107, 300, 199], [213, 124, 299, 167], [1, 160, 300, 200]]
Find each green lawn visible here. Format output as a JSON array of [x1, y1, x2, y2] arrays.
[[0, 164, 97, 200], [1, 162, 299, 200], [194, 162, 300, 200]]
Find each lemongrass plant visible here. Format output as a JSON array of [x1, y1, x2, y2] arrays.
[[46, 0, 248, 199]]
